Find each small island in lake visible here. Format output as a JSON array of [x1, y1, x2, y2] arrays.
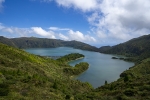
[[56, 53, 89, 76], [56, 53, 84, 63]]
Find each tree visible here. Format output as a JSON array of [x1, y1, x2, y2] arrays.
[[105, 80, 108, 85], [124, 75, 129, 82]]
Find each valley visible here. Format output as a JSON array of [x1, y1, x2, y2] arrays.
[[0, 34, 150, 99]]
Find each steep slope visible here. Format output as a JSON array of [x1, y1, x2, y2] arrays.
[[99, 34, 150, 61], [0, 36, 98, 52], [0, 43, 92, 99]]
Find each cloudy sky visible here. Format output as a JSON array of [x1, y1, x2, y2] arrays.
[[0, 0, 150, 47]]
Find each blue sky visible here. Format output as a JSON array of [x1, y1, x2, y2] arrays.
[[0, 0, 150, 47]]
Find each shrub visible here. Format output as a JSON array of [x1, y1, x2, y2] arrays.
[[0, 83, 9, 96]]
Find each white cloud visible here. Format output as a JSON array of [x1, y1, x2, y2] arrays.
[[49, 27, 96, 42], [0, 25, 56, 38], [0, 24, 32, 37], [49, 27, 70, 31], [58, 33, 69, 40], [2, 27, 14, 33], [68, 30, 96, 42], [0, 0, 5, 12], [31, 27, 56, 39], [0, 24, 96, 43], [55, 0, 100, 12], [49, 0, 150, 45], [87, 0, 150, 44]]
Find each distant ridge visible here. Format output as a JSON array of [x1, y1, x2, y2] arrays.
[[0, 36, 99, 52], [99, 34, 150, 61]]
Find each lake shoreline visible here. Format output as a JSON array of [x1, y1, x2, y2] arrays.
[[25, 47, 134, 88], [68, 57, 84, 65]]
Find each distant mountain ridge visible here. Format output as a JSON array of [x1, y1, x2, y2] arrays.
[[1, 34, 150, 60], [0, 36, 99, 52], [99, 34, 150, 61]]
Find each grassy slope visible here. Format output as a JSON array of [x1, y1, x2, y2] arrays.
[[0, 43, 92, 100]]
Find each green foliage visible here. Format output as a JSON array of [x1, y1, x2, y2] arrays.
[[63, 62, 89, 75], [124, 75, 129, 82], [53, 80, 58, 89], [0, 43, 92, 99], [105, 80, 108, 85], [99, 34, 150, 62], [56, 53, 84, 63], [1, 34, 150, 100], [0, 82, 9, 96], [89, 58, 150, 99]]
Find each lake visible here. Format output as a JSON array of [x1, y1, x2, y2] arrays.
[[25, 47, 134, 88]]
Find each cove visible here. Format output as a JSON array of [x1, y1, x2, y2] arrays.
[[25, 47, 134, 88]]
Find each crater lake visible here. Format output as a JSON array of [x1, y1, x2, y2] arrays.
[[25, 47, 134, 88]]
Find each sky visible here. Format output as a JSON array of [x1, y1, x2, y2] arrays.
[[0, 0, 150, 47]]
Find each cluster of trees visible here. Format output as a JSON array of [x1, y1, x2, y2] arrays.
[[56, 53, 89, 76], [56, 53, 84, 63], [63, 62, 89, 75]]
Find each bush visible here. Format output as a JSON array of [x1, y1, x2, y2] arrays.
[[0, 83, 9, 96]]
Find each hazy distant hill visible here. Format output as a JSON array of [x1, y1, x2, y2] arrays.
[[0, 36, 98, 52], [99, 34, 150, 61], [0, 36, 16, 47]]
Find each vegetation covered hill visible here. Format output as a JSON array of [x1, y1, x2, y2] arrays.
[[81, 58, 150, 100], [99, 34, 150, 61], [1, 34, 150, 100], [0, 36, 98, 52], [0, 43, 92, 99]]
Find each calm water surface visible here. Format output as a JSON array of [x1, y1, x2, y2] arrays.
[[25, 47, 134, 88]]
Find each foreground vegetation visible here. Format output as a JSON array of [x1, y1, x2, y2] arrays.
[[0, 43, 92, 99], [1, 34, 150, 99]]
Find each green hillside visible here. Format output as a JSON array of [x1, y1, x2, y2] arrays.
[[0, 36, 98, 52], [99, 34, 150, 61], [84, 58, 150, 100], [0, 43, 92, 99]]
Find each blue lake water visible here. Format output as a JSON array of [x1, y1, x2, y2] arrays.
[[25, 47, 134, 88]]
